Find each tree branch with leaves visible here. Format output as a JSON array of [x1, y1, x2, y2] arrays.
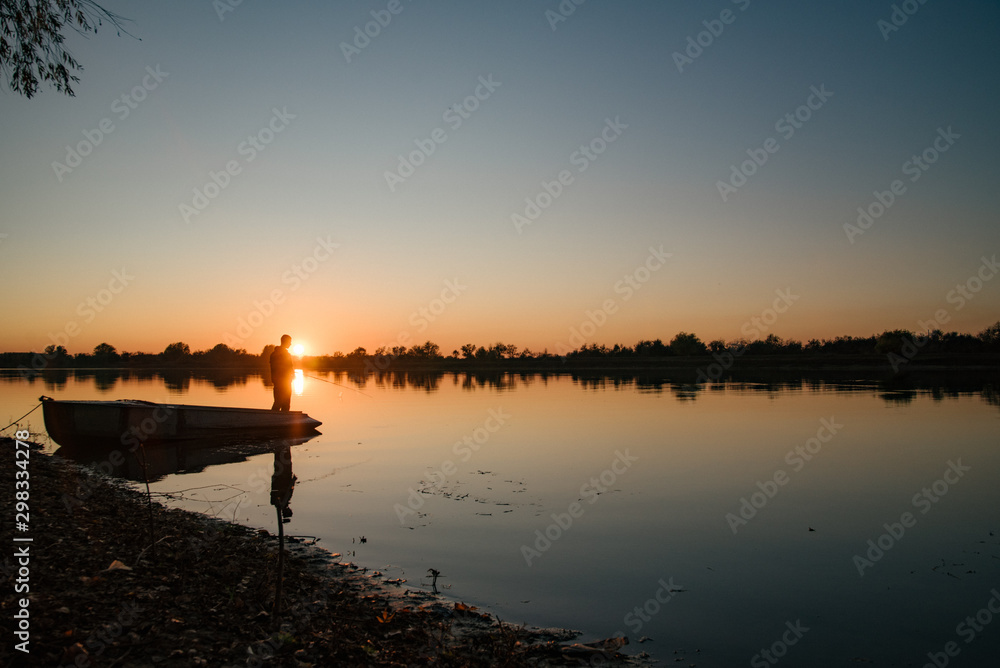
[[0, 0, 132, 98]]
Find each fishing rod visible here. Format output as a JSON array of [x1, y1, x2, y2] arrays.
[[301, 371, 374, 398]]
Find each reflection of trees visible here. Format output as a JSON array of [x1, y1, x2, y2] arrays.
[[160, 369, 191, 392], [17, 369, 1000, 406], [879, 390, 917, 405], [368, 370, 444, 392], [459, 371, 522, 392], [981, 385, 1000, 408], [42, 370, 69, 390], [93, 369, 118, 392]]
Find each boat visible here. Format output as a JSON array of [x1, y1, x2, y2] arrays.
[[39, 395, 322, 448]]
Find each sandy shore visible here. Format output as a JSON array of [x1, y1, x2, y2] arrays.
[[1, 436, 648, 667]]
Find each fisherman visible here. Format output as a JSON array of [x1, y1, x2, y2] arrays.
[[270, 334, 294, 411]]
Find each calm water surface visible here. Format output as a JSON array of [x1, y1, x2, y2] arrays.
[[4, 370, 999, 666]]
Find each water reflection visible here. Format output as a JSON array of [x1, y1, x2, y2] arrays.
[[270, 441, 296, 523], [879, 390, 918, 404], [3, 368, 1000, 410], [53, 434, 316, 483], [41, 369, 70, 390], [7, 367, 1000, 665]]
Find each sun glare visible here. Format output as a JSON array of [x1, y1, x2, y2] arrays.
[[292, 343, 305, 356]]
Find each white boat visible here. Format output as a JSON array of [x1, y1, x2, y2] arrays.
[[40, 396, 322, 448]]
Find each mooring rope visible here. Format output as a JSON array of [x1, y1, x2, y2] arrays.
[[0, 402, 42, 434]]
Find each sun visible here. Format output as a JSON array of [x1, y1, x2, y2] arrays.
[[292, 343, 305, 357]]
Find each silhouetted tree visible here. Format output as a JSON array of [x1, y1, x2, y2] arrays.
[[979, 321, 1000, 349], [162, 341, 191, 361], [875, 330, 914, 355], [634, 339, 669, 356], [43, 344, 69, 366], [0, 0, 131, 98], [407, 341, 441, 359], [669, 332, 707, 356], [92, 341, 118, 364], [201, 343, 248, 365]]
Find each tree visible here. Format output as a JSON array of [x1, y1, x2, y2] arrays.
[[162, 341, 190, 360], [634, 339, 669, 356], [874, 330, 913, 355], [407, 341, 441, 359], [669, 332, 707, 356], [43, 343, 67, 357], [92, 341, 117, 363], [979, 321, 1000, 348], [1, 0, 131, 98]]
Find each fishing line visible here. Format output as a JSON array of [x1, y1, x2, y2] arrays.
[[302, 372, 374, 398]]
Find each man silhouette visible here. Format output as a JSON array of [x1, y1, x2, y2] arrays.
[[270, 334, 294, 411]]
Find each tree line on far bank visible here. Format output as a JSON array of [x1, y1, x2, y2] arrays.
[[4, 321, 999, 372]]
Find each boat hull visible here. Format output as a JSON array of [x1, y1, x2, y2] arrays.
[[41, 397, 322, 448]]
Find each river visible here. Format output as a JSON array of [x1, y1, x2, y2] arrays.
[[3, 368, 999, 666]]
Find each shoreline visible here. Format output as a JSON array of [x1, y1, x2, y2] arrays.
[[1, 437, 648, 667], [4, 350, 1000, 375]]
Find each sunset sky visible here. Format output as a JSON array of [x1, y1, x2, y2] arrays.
[[2, 0, 999, 356]]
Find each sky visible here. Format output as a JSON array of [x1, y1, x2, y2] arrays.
[[2, 0, 999, 357]]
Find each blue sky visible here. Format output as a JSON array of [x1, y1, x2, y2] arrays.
[[2, 0, 998, 355]]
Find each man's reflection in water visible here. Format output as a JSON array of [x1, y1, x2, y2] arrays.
[[270, 441, 296, 523]]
